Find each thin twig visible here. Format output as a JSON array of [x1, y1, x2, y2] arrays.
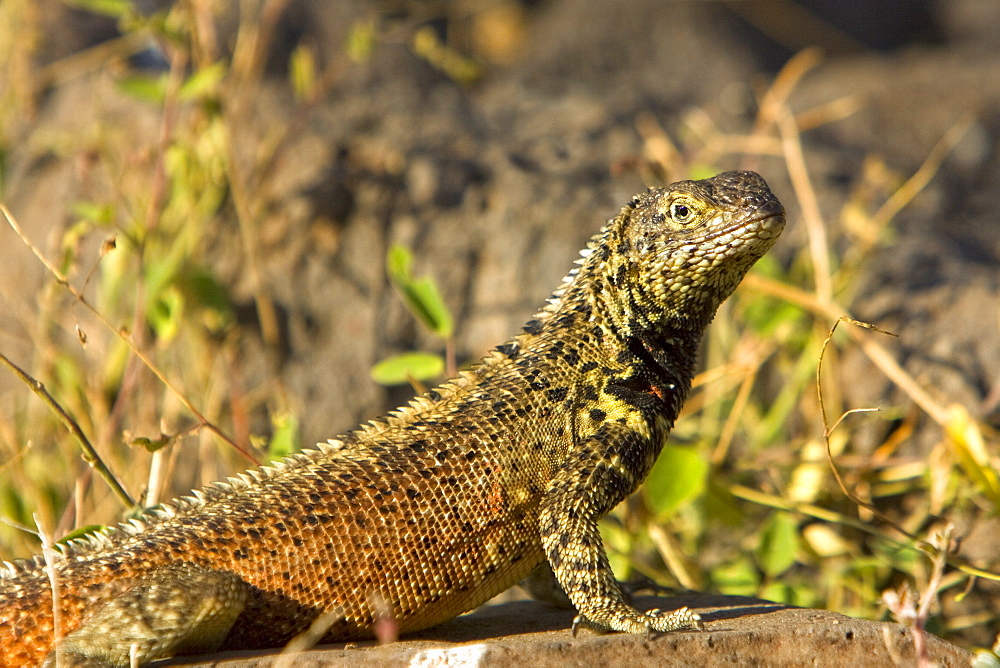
[[732, 483, 998, 582], [276, 608, 344, 664], [0, 203, 256, 465], [222, 0, 351, 354], [35, 513, 64, 667], [97, 36, 188, 468], [817, 316, 899, 429], [812, 316, 999, 585], [33, 31, 151, 90], [220, 0, 296, 350], [777, 108, 832, 302], [230, 0, 294, 87], [648, 523, 698, 590], [711, 363, 760, 466], [815, 316, 894, 508], [753, 47, 824, 134], [914, 526, 953, 667], [1, 351, 134, 508], [794, 94, 863, 132], [221, 124, 281, 348], [636, 112, 683, 180], [869, 114, 975, 230], [744, 274, 949, 426]]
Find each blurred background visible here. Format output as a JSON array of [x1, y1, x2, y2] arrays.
[[0, 0, 997, 652]]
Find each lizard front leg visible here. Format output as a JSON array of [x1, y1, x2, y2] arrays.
[[538, 425, 702, 635]]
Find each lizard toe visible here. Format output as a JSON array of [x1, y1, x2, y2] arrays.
[[645, 606, 703, 633]]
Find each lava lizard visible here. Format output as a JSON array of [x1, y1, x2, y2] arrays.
[[0, 170, 785, 666]]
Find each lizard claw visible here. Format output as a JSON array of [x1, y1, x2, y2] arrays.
[[572, 613, 613, 637]]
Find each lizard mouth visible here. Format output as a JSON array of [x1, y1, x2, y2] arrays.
[[739, 197, 785, 228], [705, 198, 785, 241], [750, 197, 786, 223]]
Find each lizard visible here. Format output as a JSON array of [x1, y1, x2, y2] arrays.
[[0, 170, 785, 666]]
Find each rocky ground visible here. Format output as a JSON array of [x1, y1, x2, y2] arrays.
[[167, 594, 973, 667]]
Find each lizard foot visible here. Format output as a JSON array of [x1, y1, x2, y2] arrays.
[[571, 606, 703, 637]]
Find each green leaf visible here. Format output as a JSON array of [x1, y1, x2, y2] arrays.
[[599, 519, 634, 579], [127, 433, 173, 453], [346, 18, 377, 63], [178, 62, 227, 101], [688, 165, 719, 181], [946, 405, 1000, 508], [386, 245, 454, 338], [268, 412, 300, 460], [759, 580, 795, 605], [643, 444, 708, 518], [58, 525, 107, 545], [116, 73, 168, 105], [66, 0, 129, 18], [289, 44, 317, 101], [711, 556, 760, 597], [757, 512, 799, 577], [148, 286, 184, 343], [71, 201, 115, 227], [411, 27, 482, 86], [0, 484, 27, 528], [177, 267, 235, 333], [370, 352, 444, 386], [703, 480, 745, 526], [741, 295, 803, 338]]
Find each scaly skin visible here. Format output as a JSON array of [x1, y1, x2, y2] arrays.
[[0, 171, 784, 666]]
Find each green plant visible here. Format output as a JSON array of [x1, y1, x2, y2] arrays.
[[369, 244, 455, 387]]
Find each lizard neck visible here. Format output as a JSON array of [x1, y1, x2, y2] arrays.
[[620, 324, 701, 425], [557, 255, 708, 429], [539, 276, 703, 433]]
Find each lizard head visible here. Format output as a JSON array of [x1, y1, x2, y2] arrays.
[[592, 170, 785, 335]]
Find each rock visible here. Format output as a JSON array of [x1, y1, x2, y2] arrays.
[[166, 595, 971, 667]]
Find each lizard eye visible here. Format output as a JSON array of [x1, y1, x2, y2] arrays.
[[669, 202, 693, 223]]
